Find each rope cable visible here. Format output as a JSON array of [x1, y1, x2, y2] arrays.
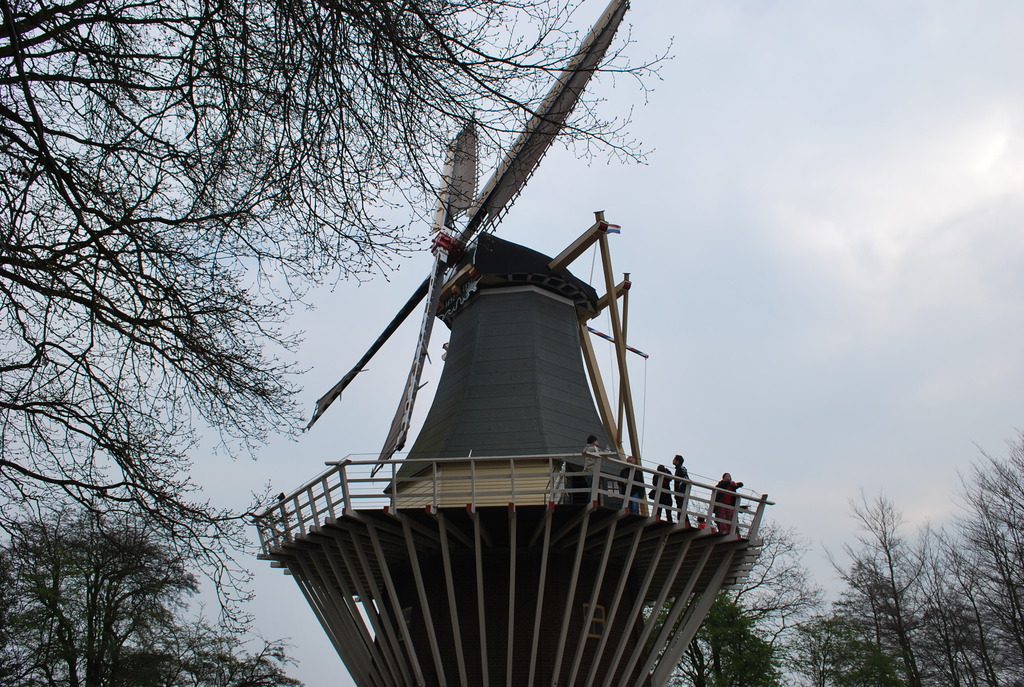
[[639, 356, 648, 456]]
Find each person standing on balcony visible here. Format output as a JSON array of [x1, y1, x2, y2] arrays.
[[582, 435, 611, 470], [581, 434, 613, 503], [650, 465, 674, 522], [672, 454, 691, 526], [713, 473, 744, 534], [620, 455, 646, 514]]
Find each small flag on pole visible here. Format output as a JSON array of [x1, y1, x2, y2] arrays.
[[604, 223, 622, 234]]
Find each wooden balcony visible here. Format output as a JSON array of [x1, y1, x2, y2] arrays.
[[254, 454, 770, 557], [255, 454, 772, 687]]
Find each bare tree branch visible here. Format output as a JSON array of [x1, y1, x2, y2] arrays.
[[0, 0, 657, 609]]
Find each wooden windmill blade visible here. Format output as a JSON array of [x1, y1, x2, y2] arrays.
[[458, 0, 631, 243], [375, 125, 478, 463], [306, 0, 631, 431], [306, 124, 478, 432], [305, 277, 429, 429]]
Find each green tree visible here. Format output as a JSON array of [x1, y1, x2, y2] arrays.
[[666, 523, 819, 686], [679, 594, 780, 687], [0, 507, 299, 687], [0, 549, 21, 684], [788, 614, 902, 687], [0, 0, 651, 588]]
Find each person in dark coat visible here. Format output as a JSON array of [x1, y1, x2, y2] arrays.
[[619, 455, 646, 514], [672, 454, 691, 526], [713, 473, 744, 534], [650, 465, 674, 523]]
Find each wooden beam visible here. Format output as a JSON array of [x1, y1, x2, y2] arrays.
[[471, 508, 490, 684], [552, 506, 594, 684], [596, 233, 641, 458], [346, 527, 415, 685], [365, 518, 427, 686], [436, 513, 469, 686], [604, 532, 672, 683], [547, 210, 609, 272], [583, 525, 646, 687], [617, 538, 702, 687], [566, 517, 620, 686], [649, 551, 739, 687], [400, 514, 448, 686], [506, 507, 518, 687], [592, 278, 630, 315], [528, 505, 554, 687], [617, 273, 631, 451], [578, 319, 620, 454], [437, 263, 478, 305]]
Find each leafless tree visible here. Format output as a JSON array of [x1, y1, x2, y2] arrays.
[[955, 431, 1024, 682], [0, 0, 653, 599], [914, 526, 997, 687], [829, 493, 926, 687], [946, 542, 1006, 686], [735, 522, 823, 649]]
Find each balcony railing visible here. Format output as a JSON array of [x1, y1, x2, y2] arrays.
[[253, 454, 771, 557]]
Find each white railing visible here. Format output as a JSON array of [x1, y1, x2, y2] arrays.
[[253, 454, 772, 556]]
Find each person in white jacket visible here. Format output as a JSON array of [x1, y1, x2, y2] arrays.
[[581, 434, 614, 502]]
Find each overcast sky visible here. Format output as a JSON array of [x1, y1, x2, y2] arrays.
[[193, 1, 1024, 683]]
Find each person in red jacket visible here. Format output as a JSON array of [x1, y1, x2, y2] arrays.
[[713, 473, 744, 534]]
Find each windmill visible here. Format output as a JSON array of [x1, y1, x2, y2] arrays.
[[256, 2, 772, 685], [305, 0, 632, 445]]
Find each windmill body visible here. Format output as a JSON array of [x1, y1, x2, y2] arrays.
[[407, 233, 611, 463]]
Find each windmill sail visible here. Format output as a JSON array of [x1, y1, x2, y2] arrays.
[[459, 0, 631, 241], [437, 124, 479, 229], [376, 126, 478, 464], [306, 0, 630, 430], [305, 280, 429, 429]]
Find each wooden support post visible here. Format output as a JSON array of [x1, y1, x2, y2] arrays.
[[528, 505, 555, 687], [596, 231, 641, 459], [506, 506, 518, 687], [470, 509, 490, 683], [583, 525, 645, 687], [436, 512, 469, 685], [366, 518, 427, 686], [400, 514, 448, 686], [566, 517, 620, 686], [649, 550, 740, 687], [578, 318, 620, 452], [616, 273, 631, 450]]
